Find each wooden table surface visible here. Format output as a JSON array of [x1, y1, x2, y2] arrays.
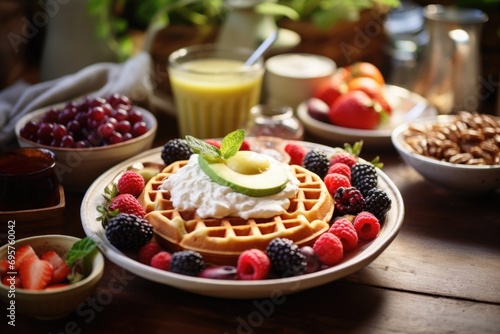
[[2, 111, 500, 334]]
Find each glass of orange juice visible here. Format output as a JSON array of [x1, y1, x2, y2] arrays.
[[168, 44, 265, 139]]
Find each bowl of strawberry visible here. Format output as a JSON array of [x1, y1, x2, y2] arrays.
[[15, 94, 158, 192], [0, 235, 103, 320]]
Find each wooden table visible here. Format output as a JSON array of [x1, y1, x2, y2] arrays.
[[2, 111, 500, 333]]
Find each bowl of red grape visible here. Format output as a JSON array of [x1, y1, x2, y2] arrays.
[[15, 94, 157, 192]]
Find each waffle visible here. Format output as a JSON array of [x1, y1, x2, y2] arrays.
[[138, 160, 334, 265]]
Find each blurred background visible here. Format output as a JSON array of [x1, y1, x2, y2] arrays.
[[1, 0, 498, 113]]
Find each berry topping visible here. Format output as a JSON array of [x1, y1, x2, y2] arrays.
[[302, 148, 330, 179], [328, 219, 358, 251], [327, 162, 351, 181], [105, 213, 153, 251], [324, 173, 351, 195], [14, 244, 36, 270], [333, 187, 365, 216], [109, 194, 146, 218], [299, 246, 321, 274], [364, 188, 392, 220], [138, 242, 162, 265], [236, 249, 271, 280], [117, 170, 145, 197], [351, 163, 378, 197], [353, 211, 381, 241], [284, 142, 307, 166], [329, 141, 362, 168], [199, 266, 238, 280], [313, 233, 344, 266], [169, 250, 205, 276], [150, 251, 172, 271], [161, 138, 194, 165], [266, 238, 307, 277]]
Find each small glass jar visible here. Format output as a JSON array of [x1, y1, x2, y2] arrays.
[[245, 104, 304, 140]]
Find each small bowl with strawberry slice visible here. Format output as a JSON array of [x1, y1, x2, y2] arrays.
[[0, 235, 104, 320]]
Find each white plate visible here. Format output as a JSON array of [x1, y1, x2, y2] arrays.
[[297, 85, 437, 148], [81, 142, 405, 299]]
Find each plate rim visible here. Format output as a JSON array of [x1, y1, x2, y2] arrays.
[[80, 141, 405, 298]]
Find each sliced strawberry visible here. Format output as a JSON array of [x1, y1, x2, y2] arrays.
[[0, 259, 9, 276], [1, 274, 22, 288], [41, 250, 71, 284], [19, 256, 54, 290], [14, 244, 37, 270]]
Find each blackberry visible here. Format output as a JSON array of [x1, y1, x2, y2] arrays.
[[302, 149, 329, 179], [333, 187, 365, 216], [105, 213, 153, 251], [266, 238, 307, 277], [351, 163, 378, 197], [161, 138, 193, 165], [365, 188, 392, 220], [170, 250, 205, 276]]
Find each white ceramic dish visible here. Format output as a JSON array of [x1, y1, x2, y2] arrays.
[[15, 104, 157, 192], [297, 85, 437, 148], [391, 115, 500, 194], [81, 141, 404, 299]]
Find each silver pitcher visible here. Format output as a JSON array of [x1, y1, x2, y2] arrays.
[[412, 5, 488, 114]]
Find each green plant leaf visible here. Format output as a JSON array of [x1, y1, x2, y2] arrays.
[[65, 237, 98, 267], [220, 129, 245, 159], [186, 135, 220, 158]]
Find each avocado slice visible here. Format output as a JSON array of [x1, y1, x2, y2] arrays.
[[198, 151, 290, 197]]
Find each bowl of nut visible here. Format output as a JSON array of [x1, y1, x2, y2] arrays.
[[15, 94, 157, 192], [391, 112, 500, 194]]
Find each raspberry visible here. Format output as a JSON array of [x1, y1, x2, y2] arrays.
[[236, 249, 270, 280], [351, 163, 378, 197], [313, 233, 343, 266], [328, 219, 358, 251], [138, 242, 162, 264], [365, 188, 392, 220], [302, 149, 330, 179], [330, 152, 357, 168], [169, 250, 205, 276], [333, 187, 365, 216], [240, 140, 251, 151], [266, 238, 307, 277], [105, 213, 153, 251], [327, 162, 351, 181], [161, 138, 193, 165], [150, 251, 172, 271], [353, 211, 380, 241], [324, 173, 351, 195], [284, 142, 307, 165], [117, 170, 145, 197]]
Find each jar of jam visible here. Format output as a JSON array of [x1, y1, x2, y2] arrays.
[[245, 104, 304, 141]]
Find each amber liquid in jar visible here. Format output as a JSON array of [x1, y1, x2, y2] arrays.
[[0, 148, 60, 211]]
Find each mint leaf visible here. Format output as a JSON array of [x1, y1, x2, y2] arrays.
[[185, 135, 220, 158], [220, 129, 245, 159], [65, 237, 97, 267]]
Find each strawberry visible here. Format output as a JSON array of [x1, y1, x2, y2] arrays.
[[14, 244, 37, 270], [1, 275, 22, 288], [284, 142, 307, 165], [109, 193, 146, 218], [19, 256, 54, 290], [347, 77, 392, 114], [313, 69, 348, 106], [117, 170, 145, 197], [205, 139, 221, 148], [328, 90, 383, 130], [41, 250, 71, 284]]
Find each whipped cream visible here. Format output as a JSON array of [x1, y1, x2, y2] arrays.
[[160, 154, 299, 219]]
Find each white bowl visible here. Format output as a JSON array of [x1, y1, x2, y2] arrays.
[[15, 104, 157, 192], [0, 235, 104, 320], [297, 85, 437, 148], [391, 116, 500, 194]]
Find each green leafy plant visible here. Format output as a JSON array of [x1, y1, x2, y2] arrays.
[[186, 129, 245, 161]]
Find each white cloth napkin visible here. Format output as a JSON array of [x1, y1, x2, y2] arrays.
[[0, 51, 153, 149]]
